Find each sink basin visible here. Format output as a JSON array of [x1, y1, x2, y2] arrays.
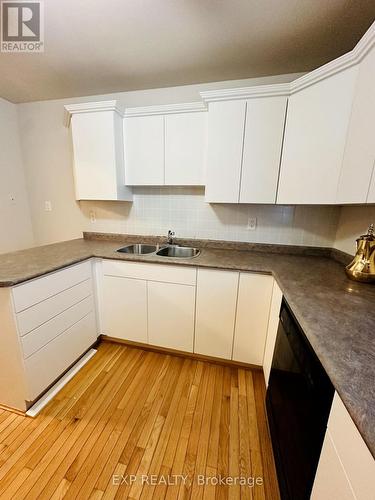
[[156, 246, 200, 258], [117, 244, 157, 255]]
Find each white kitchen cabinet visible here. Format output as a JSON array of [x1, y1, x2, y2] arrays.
[[205, 97, 287, 203], [0, 261, 98, 411], [205, 100, 246, 202], [101, 260, 196, 350], [240, 97, 287, 203], [194, 268, 239, 358], [124, 115, 165, 185], [232, 273, 274, 365], [337, 44, 375, 203], [65, 102, 132, 201], [262, 280, 283, 385], [102, 275, 148, 343], [148, 281, 195, 352], [24, 312, 97, 402], [312, 392, 375, 500], [277, 67, 359, 204], [311, 431, 355, 500], [165, 112, 207, 186]]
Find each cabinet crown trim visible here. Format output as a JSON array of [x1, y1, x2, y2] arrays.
[[201, 21, 375, 101], [290, 21, 375, 94], [124, 101, 207, 117], [64, 100, 124, 127], [200, 83, 291, 102]]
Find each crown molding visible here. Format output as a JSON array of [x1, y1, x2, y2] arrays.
[[63, 22, 374, 122], [290, 21, 375, 94], [201, 21, 375, 101], [124, 101, 207, 117], [63, 100, 124, 126], [199, 83, 291, 102]]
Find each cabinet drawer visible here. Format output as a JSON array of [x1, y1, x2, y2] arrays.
[[102, 260, 196, 285], [24, 312, 97, 402], [16, 279, 93, 336], [327, 393, 375, 500], [21, 296, 95, 359], [12, 261, 92, 313]]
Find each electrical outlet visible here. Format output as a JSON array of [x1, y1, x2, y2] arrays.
[[89, 211, 96, 224], [44, 201, 52, 212], [247, 217, 257, 231]]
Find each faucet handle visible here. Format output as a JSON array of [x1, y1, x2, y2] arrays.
[[168, 230, 175, 237]]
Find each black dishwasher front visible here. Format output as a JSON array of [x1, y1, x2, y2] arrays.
[[266, 299, 334, 500]]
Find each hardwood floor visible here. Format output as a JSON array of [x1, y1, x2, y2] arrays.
[[0, 342, 280, 499]]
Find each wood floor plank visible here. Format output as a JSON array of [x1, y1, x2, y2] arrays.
[[34, 348, 146, 499], [0, 342, 280, 500]]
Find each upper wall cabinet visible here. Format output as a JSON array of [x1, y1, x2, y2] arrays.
[[202, 91, 288, 203], [164, 112, 207, 185], [336, 43, 375, 204], [277, 67, 359, 205], [123, 104, 207, 186], [124, 114, 165, 185], [64, 101, 132, 201]]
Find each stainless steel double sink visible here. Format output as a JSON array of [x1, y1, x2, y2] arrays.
[[117, 243, 200, 258]]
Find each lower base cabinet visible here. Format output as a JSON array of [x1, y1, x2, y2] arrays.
[[262, 280, 283, 385], [101, 261, 196, 352], [194, 268, 239, 359], [312, 392, 375, 500], [148, 281, 195, 352], [232, 273, 274, 365], [194, 268, 274, 364], [102, 261, 277, 367], [102, 275, 148, 343]]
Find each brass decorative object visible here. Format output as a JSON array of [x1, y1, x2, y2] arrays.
[[346, 224, 375, 283]]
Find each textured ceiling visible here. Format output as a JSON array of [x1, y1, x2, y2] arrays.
[[0, 0, 374, 102]]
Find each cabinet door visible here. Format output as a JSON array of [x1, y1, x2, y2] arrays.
[[240, 97, 287, 203], [102, 276, 147, 343], [277, 66, 358, 204], [232, 273, 273, 365], [194, 269, 239, 359], [337, 45, 375, 203], [148, 281, 195, 352], [327, 393, 375, 500], [165, 112, 207, 186], [124, 115, 164, 185], [71, 111, 132, 201], [263, 280, 283, 385], [205, 101, 246, 202], [311, 431, 355, 500]]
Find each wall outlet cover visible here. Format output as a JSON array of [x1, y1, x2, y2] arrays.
[[44, 201, 52, 212], [247, 217, 257, 230]]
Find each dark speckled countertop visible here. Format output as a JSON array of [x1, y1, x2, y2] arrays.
[[0, 234, 374, 459]]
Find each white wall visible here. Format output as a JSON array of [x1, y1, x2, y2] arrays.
[[0, 98, 34, 254], [334, 206, 375, 254], [17, 73, 341, 248]]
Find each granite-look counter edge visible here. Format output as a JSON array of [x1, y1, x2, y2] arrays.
[[0, 235, 373, 460]]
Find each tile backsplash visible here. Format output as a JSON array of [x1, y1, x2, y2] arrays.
[[80, 187, 340, 247]]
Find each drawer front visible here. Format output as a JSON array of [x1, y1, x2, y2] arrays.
[[17, 279, 93, 336], [24, 312, 97, 402], [328, 393, 375, 500], [12, 261, 92, 313], [102, 259, 196, 285], [21, 296, 95, 359]]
